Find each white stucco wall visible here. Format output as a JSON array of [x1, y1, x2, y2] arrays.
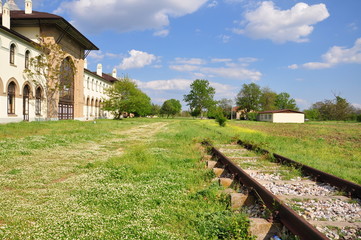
[[273, 113, 304, 123], [0, 29, 47, 124], [83, 71, 112, 120]]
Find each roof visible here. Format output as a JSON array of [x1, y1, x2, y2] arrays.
[[0, 10, 99, 51], [84, 69, 118, 84], [258, 109, 304, 114]]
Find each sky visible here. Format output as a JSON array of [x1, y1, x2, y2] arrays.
[[17, 0, 361, 110]]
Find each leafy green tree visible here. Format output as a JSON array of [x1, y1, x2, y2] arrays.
[[183, 79, 216, 118], [275, 92, 299, 110], [103, 76, 152, 119], [260, 87, 277, 111], [236, 83, 262, 114], [151, 104, 161, 116], [160, 99, 182, 118], [217, 98, 233, 119], [304, 108, 320, 120], [308, 95, 354, 121]]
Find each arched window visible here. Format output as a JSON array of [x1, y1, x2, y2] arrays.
[[59, 57, 75, 120], [25, 50, 30, 69], [35, 87, 42, 115], [87, 77, 90, 89], [23, 85, 30, 121], [7, 82, 16, 114], [92, 79, 94, 91], [10, 44, 16, 65]]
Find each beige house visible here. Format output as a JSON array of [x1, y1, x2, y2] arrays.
[[258, 109, 305, 123]]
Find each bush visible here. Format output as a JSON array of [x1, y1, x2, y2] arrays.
[[215, 114, 227, 127], [357, 114, 361, 122], [247, 112, 258, 121]]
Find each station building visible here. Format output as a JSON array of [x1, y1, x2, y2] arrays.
[[0, 0, 117, 123]]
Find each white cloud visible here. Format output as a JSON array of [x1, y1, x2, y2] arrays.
[[288, 64, 299, 69], [234, 1, 330, 43], [55, 0, 208, 34], [352, 103, 361, 109], [118, 50, 157, 70], [136, 78, 236, 99], [201, 67, 262, 81], [211, 58, 232, 63], [174, 58, 206, 65], [293, 38, 361, 69], [208, 1, 218, 8], [88, 51, 104, 60], [136, 79, 192, 90], [219, 34, 231, 43], [153, 29, 170, 37], [169, 57, 262, 81], [170, 65, 201, 72]]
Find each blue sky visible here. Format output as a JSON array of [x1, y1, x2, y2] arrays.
[[22, 0, 361, 110]]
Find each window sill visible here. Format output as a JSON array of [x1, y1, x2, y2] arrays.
[[8, 114, 18, 117], [10, 64, 17, 67]]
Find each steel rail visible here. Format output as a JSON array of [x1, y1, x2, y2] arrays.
[[237, 140, 361, 199], [203, 142, 329, 240]]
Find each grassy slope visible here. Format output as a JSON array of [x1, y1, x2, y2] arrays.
[[0, 119, 253, 240], [225, 120, 361, 184]]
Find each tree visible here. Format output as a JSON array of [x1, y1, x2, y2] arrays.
[[183, 79, 216, 118], [103, 76, 152, 119], [150, 104, 161, 116], [275, 92, 298, 110], [217, 98, 233, 119], [236, 83, 262, 115], [23, 36, 77, 119], [160, 99, 182, 118], [260, 87, 277, 111]]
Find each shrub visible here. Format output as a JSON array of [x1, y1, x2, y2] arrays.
[[357, 114, 361, 122], [215, 114, 227, 127], [247, 112, 258, 121]]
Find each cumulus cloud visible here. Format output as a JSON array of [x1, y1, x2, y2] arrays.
[[118, 50, 157, 70], [207, 1, 218, 8], [234, 1, 330, 43], [201, 66, 262, 81], [55, 0, 208, 34], [290, 38, 361, 69]]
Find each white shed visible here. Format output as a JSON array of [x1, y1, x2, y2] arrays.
[[258, 110, 305, 123]]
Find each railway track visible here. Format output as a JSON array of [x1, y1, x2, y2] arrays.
[[202, 141, 361, 240]]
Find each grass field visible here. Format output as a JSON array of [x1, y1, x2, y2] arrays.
[[0, 118, 359, 239], [0, 119, 253, 240]]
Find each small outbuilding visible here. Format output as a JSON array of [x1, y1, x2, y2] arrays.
[[258, 109, 305, 123]]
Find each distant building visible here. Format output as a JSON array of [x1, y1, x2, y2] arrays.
[[0, 0, 117, 123], [258, 109, 305, 123]]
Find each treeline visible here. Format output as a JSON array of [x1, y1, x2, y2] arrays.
[[304, 96, 361, 121], [103, 77, 360, 122]]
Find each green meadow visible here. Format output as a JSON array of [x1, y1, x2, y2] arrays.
[[0, 119, 359, 239]]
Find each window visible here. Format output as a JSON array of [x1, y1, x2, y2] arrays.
[[25, 50, 30, 69], [10, 44, 16, 65], [87, 77, 90, 89], [35, 87, 42, 115], [8, 82, 16, 114]]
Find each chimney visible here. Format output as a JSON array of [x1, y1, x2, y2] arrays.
[[97, 64, 102, 77], [84, 59, 88, 69], [25, 0, 32, 14], [112, 68, 117, 78], [2, 3, 10, 29]]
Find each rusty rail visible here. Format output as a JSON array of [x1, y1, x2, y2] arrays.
[[204, 142, 329, 240], [237, 140, 361, 199]]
